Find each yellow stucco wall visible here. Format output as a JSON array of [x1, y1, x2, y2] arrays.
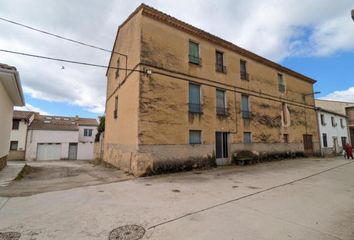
[[139, 15, 319, 147], [104, 8, 320, 175]]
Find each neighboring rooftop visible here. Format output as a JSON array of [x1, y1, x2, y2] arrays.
[[0, 63, 17, 71], [315, 99, 354, 115], [13, 110, 36, 120], [28, 114, 98, 131], [108, 4, 316, 84]]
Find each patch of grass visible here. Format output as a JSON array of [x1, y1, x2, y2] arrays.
[[15, 164, 33, 180]]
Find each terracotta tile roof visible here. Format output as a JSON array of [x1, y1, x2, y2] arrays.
[[28, 114, 98, 131], [29, 115, 79, 131], [78, 118, 98, 126], [13, 110, 36, 120], [0, 63, 17, 71]]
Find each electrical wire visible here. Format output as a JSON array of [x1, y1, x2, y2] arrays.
[[0, 16, 127, 57], [0, 49, 141, 72]]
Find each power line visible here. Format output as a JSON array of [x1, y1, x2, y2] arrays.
[[0, 16, 127, 57], [0, 49, 141, 72]]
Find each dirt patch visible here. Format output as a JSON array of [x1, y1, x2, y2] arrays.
[[0, 161, 133, 197]]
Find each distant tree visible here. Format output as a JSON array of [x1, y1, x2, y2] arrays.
[[95, 115, 105, 142]]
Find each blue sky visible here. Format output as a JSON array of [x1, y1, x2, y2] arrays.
[[1, 0, 353, 118]]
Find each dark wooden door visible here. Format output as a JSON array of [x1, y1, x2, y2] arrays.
[[303, 134, 313, 155]]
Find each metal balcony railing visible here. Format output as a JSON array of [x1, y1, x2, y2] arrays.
[[278, 84, 286, 93], [189, 55, 202, 65], [242, 110, 251, 119], [216, 107, 228, 116], [189, 103, 202, 113], [216, 64, 227, 73], [240, 71, 249, 80]]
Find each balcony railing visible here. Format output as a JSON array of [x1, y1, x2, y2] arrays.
[[216, 107, 228, 116], [189, 55, 202, 65], [216, 64, 227, 73], [189, 103, 202, 113], [240, 71, 249, 80], [278, 84, 286, 93], [242, 110, 251, 119]]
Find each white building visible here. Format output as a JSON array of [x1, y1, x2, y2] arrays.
[[317, 107, 350, 156], [25, 114, 98, 161], [0, 63, 25, 170], [8, 111, 36, 160]]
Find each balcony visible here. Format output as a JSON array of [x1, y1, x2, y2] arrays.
[[189, 103, 202, 113], [242, 110, 251, 119], [189, 55, 202, 65], [216, 107, 228, 116], [216, 64, 227, 73], [278, 84, 286, 93], [240, 71, 249, 81]]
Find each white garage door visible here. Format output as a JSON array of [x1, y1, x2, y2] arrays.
[[37, 143, 61, 161]]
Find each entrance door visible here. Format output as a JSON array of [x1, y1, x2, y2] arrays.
[[303, 134, 313, 155], [216, 132, 229, 165], [68, 143, 78, 160]]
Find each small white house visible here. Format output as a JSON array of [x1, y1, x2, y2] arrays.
[[25, 114, 98, 161], [9, 110, 36, 160], [317, 107, 350, 156], [0, 63, 25, 170]]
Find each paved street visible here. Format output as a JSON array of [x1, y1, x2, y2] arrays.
[[0, 157, 353, 240]]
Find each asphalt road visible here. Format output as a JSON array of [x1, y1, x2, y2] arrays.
[[0, 157, 353, 240]]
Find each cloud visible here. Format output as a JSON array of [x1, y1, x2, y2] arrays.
[[1, 0, 354, 115], [15, 103, 51, 115], [320, 87, 354, 103]]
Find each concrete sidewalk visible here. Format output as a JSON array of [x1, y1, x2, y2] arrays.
[[0, 162, 25, 187], [0, 157, 353, 240]]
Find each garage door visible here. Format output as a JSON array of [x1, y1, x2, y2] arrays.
[[37, 143, 61, 160]]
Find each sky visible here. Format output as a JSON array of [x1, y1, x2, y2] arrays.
[[1, 0, 354, 118]]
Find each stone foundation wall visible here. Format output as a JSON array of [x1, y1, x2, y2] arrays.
[[8, 150, 25, 161], [104, 142, 320, 176], [0, 155, 7, 171]]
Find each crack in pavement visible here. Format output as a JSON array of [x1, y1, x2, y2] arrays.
[[0, 198, 10, 212], [147, 161, 354, 231]]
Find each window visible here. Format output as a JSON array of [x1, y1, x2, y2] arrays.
[[320, 114, 326, 126], [278, 73, 285, 93], [241, 95, 250, 119], [341, 137, 347, 146], [240, 60, 248, 80], [340, 119, 345, 128], [215, 51, 226, 73], [331, 117, 337, 127], [322, 133, 328, 147], [84, 129, 93, 137], [283, 134, 289, 143], [114, 96, 118, 119], [10, 141, 18, 150], [216, 89, 227, 115], [12, 120, 20, 130], [189, 130, 201, 144], [244, 132, 252, 144], [189, 83, 201, 113], [115, 57, 120, 79], [189, 41, 200, 65]]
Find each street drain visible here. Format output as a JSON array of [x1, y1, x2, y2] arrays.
[[109, 225, 145, 240], [0, 232, 21, 240]]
